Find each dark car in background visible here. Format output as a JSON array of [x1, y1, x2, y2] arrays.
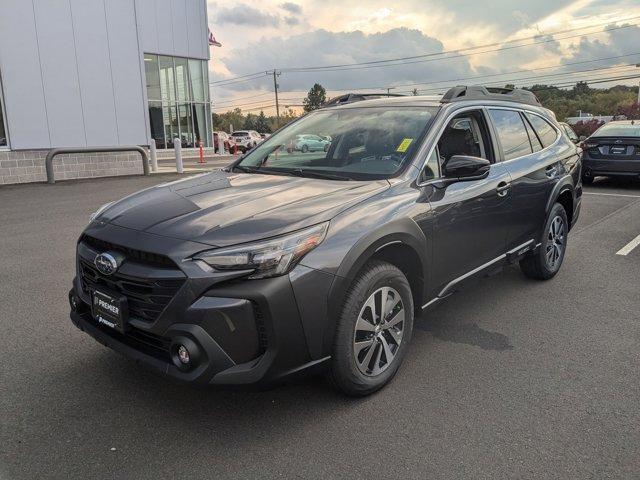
[[69, 86, 582, 396], [581, 120, 640, 184]]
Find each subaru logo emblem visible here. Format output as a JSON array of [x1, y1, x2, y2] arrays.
[[94, 252, 119, 276]]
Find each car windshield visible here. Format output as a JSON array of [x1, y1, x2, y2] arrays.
[[232, 132, 247, 137], [235, 106, 439, 180], [593, 122, 640, 137]]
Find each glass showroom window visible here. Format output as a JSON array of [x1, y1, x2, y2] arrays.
[[144, 54, 211, 149], [0, 77, 7, 148]]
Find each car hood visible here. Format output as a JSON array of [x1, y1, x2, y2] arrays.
[[101, 171, 388, 247]]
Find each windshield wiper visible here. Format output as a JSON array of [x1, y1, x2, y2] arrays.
[[233, 165, 290, 176], [286, 168, 352, 181]]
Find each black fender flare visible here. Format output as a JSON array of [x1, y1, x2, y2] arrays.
[[545, 174, 574, 216], [321, 218, 429, 356]]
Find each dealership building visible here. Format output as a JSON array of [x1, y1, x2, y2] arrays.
[[0, 0, 212, 185]]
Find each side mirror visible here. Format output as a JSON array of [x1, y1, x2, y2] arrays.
[[579, 135, 587, 141], [443, 155, 491, 180]]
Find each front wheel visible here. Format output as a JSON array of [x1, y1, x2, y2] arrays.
[[301, 144, 309, 153], [330, 260, 414, 396], [520, 203, 569, 280]]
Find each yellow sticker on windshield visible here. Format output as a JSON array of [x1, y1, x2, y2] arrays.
[[396, 138, 413, 153]]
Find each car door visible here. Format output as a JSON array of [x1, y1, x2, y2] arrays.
[[488, 108, 561, 249], [424, 108, 513, 297]]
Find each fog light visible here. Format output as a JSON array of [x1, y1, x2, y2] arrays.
[[170, 337, 201, 372], [177, 345, 190, 364]]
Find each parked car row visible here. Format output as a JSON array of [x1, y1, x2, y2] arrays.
[[213, 130, 270, 154]]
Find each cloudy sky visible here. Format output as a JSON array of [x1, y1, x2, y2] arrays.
[[206, 0, 640, 114]]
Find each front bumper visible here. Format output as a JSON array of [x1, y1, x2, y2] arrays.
[[70, 225, 335, 386]]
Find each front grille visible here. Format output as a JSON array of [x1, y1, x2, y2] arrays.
[[81, 235, 175, 268], [79, 239, 185, 323]]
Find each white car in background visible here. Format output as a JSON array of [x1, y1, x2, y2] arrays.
[[231, 130, 262, 153]]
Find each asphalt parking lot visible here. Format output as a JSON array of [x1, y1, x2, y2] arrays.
[[1, 174, 639, 479]]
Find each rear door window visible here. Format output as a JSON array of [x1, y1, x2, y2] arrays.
[[563, 124, 578, 143], [523, 115, 542, 152], [488, 109, 533, 160], [524, 113, 558, 148]]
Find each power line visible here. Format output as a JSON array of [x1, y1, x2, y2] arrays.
[[212, 98, 302, 112], [282, 23, 639, 73], [208, 15, 640, 86], [213, 57, 640, 110], [403, 63, 640, 94], [368, 52, 640, 91], [283, 16, 640, 72], [529, 73, 640, 91], [212, 74, 640, 114], [213, 91, 273, 105]]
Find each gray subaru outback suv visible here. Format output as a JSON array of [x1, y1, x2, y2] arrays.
[[69, 86, 582, 396]]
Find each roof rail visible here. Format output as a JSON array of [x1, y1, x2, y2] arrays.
[[323, 92, 405, 108], [441, 85, 541, 106]]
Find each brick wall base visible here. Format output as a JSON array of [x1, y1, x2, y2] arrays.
[[0, 149, 146, 185]]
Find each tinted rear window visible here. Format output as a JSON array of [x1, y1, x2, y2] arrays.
[[524, 113, 557, 148], [593, 123, 640, 137], [489, 109, 533, 160], [523, 117, 542, 152]]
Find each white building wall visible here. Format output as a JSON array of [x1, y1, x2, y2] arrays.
[[0, 0, 209, 151]]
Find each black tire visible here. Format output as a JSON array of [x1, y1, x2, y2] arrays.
[[330, 260, 414, 396], [582, 175, 594, 185], [301, 144, 309, 153], [520, 203, 569, 280]]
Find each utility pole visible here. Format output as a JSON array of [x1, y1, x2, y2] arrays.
[[268, 70, 281, 127]]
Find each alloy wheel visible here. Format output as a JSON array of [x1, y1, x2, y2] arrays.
[[353, 287, 405, 376], [546, 215, 565, 269]]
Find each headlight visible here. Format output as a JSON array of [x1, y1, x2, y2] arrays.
[[195, 223, 329, 279], [89, 201, 114, 222]]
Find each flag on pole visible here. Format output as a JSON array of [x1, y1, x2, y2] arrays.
[[208, 28, 222, 47]]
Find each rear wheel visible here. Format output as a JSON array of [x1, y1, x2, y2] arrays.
[[330, 260, 414, 396], [520, 203, 569, 280]]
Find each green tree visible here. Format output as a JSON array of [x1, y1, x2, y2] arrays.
[[212, 108, 245, 133], [303, 83, 327, 112], [244, 113, 257, 130], [255, 111, 271, 133], [268, 108, 299, 131]]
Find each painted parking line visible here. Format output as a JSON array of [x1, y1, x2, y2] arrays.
[[583, 192, 640, 198], [616, 233, 640, 256]]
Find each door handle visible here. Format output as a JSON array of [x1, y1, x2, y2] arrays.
[[496, 182, 511, 197]]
